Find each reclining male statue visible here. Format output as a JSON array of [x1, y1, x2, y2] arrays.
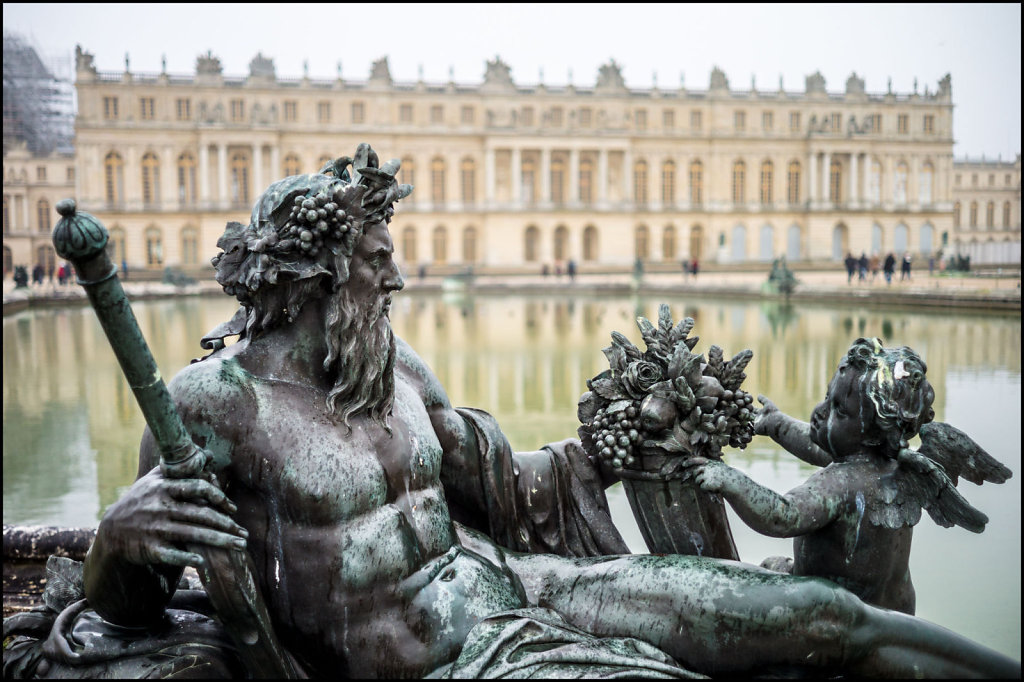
[[21, 146, 1019, 678]]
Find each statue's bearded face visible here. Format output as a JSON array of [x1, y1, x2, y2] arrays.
[[322, 221, 405, 430]]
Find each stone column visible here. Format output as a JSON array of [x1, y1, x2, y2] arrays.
[[541, 148, 551, 205], [199, 143, 210, 205], [808, 151, 817, 205], [511, 147, 521, 205], [253, 143, 264, 195], [568, 149, 579, 206], [598, 149, 608, 205], [217, 144, 228, 207], [485, 147, 496, 204], [21, 195, 29, 230]]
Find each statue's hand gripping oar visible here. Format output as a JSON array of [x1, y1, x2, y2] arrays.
[[52, 200, 298, 678]]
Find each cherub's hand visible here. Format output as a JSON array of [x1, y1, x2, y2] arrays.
[[681, 457, 735, 493], [753, 394, 781, 437], [96, 466, 248, 569]]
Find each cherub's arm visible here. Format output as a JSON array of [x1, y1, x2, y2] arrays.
[[754, 395, 832, 467], [683, 457, 840, 537]]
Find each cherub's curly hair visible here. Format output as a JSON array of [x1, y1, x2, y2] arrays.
[[842, 337, 936, 455], [210, 144, 412, 338]]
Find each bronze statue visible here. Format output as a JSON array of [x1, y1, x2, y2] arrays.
[[683, 338, 1011, 615], [9, 145, 1019, 679]]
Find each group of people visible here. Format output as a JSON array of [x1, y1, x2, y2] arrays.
[[12, 261, 74, 287], [845, 251, 914, 285]]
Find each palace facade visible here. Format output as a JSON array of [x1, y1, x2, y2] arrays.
[[951, 156, 1021, 265], [4, 46, 1020, 277]]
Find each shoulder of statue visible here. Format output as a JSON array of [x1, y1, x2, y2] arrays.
[[394, 335, 452, 410], [168, 355, 258, 425]]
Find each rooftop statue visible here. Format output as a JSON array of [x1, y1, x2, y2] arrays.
[[7, 145, 1020, 679]]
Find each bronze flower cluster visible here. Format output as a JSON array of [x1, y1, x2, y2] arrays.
[[578, 304, 756, 470]]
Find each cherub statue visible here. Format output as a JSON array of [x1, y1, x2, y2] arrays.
[[682, 337, 1012, 615]]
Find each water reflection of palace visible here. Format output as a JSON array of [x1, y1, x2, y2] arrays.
[[3, 295, 1020, 520]]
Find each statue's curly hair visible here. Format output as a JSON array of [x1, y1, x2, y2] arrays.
[[210, 144, 412, 337], [842, 337, 936, 455]]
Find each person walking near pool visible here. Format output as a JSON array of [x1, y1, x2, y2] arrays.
[[883, 252, 896, 286]]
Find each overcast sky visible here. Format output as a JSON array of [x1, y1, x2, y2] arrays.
[[4, 3, 1020, 160]]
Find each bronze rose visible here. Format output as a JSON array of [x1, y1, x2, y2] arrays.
[[621, 361, 663, 399]]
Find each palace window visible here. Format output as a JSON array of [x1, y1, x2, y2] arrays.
[[230, 99, 245, 122], [177, 153, 197, 204], [550, 156, 566, 204], [318, 101, 331, 123], [760, 160, 773, 205], [520, 107, 534, 127], [36, 166, 46, 182], [400, 103, 413, 123], [953, 202, 961, 228], [789, 111, 800, 132], [401, 157, 415, 203], [432, 226, 447, 264], [176, 98, 192, 121], [762, 111, 773, 131], [524, 226, 540, 262], [986, 202, 995, 228], [690, 110, 702, 131], [283, 101, 297, 122], [662, 225, 677, 260], [579, 107, 593, 128], [923, 114, 935, 134], [732, 160, 746, 203], [734, 110, 746, 132], [635, 225, 649, 260], [634, 160, 649, 204], [897, 114, 908, 134], [661, 160, 676, 204], [402, 227, 417, 264], [635, 109, 647, 131], [462, 226, 477, 263], [689, 159, 703, 205], [893, 162, 908, 204], [969, 201, 978, 228], [67, 167, 75, 182], [140, 97, 155, 120], [554, 225, 569, 262], [145, 226, 164, 267], [521, 157, 536, 203], [548, 107, 562, 127], [283, 154, 301, 177], [230, 152, 250, 206], [181, 227, 199, 265], [351, 101, 365, 124], [461, 157, 476, 204], [868, 160, 882, 203], [579, 157, 594, 203], [431, 157, 446, 203], [103, 96, 119, 120], [830, 112, 841, 132], [104, 152, 124, 204], [583, 225, 599, 261], [431, 105, 444, 124], [787, 161, 801, 204], [141, 152, 160, 205], [919, 162, 934, 205], [829, 159, 843, 203], [662, 109, 675, 130], [1003, 202, 1011, 228], [461, 105, 475, 125], [37, 199, 51, 233]]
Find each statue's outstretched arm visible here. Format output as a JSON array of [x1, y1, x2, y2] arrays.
[[754, 395, 832, 467], [683, 457, 839, 537]]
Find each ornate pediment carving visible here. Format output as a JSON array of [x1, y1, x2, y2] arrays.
[[845, 72, 865, 96], [709, 66, 729, 92], [482, 56, 514, 91], [595, 59, 627, 93], [249, 53, 275, 79], [805, 71, 826, 95]]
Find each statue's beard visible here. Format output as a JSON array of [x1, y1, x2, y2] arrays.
[[322, 286, 396, 432]]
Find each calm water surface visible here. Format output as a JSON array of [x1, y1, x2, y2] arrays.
[[3, 291, 1020, 659]]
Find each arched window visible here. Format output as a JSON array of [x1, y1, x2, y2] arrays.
[[985, 201, 995, 229], [662, 225, 677, 261], [432, 225, 447, 264], [554, 225, 569, 261], [969, 201, 978, 228], [871, 223, 883, 255], [283, 154, 301, 177], [36, 245, 55, 272], [758, 224, 773, 261], [829, 158, 842, 203], [181, 226, 199, 265], [583, 225, 599, 262], [145, 226, 163, 267], [579, 157, 594, 203], [36, 199, 51, 233], [1004, 201, 1012, 228], [635, 225, 649, 260], [893, 161, 908, 205], [786, 224, 801, 261], [832, 223, 848, 261], [731, 224, 747, 261], [108, 226, 126, 264], [787, 161, 801, 204], [524, 225, 540, 262], [919, 162, 934, 205], [462, 226, 477, 263], [953, 202, 961, 228], [920, 223, 935, 254], [401, 157, 415, 203], [550, 156, 566, 204], [732, 160, 746, 204], [431, 157, 446, 203], [893, 223, 908, 253], [402, 226, 417, 264], [177, 153, 197, 205], [690, 225, 704, 261], [868, 159, 882, 204], [661, 160, 676, 204], [141, 152, 160, 205], [760, 160, 773, 205], [461, 157, 476, 204], [104, 151, 124, 205], [689, 160, 703, 206], [230, 151, 250, 206], [633, 160, 649, 204]]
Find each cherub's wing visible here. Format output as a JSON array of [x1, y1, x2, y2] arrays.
[[872, 450, 989, 533], [917, 421, 1012, 487]]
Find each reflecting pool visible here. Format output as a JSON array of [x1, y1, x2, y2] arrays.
[[3, 291, 1020, 658]]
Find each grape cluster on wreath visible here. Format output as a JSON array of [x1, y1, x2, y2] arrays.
[[579, 304, 756, 472]]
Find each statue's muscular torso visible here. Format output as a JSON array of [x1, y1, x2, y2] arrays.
[[170, 338, 525, 678]]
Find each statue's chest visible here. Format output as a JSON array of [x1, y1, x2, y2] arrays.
[[245, 379, 444, 525]]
